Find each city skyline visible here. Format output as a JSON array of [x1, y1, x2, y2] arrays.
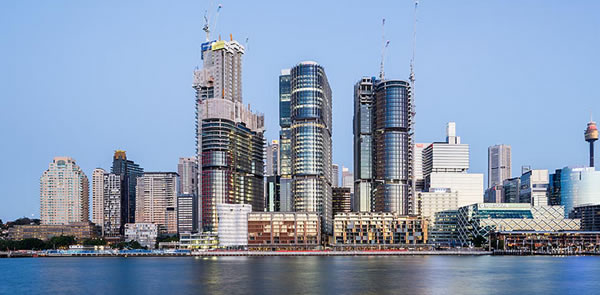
[[1, 1, 600, 220]]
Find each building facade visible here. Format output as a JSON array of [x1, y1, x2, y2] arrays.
[[266, 140, 280, 176], [332, 164, 339, 187], [353, 77, 375, 212], [216, 204, 251, 247], [519, 169, 549, 206], [135, 172, 178, 235], [488, 144, 512, 188], [8, 222, 99, 241], [265, 175, 280, 212], [557, 167, 600, 215], [332, 187, 352, 215], [124, 223, 158, 249], [194, 39, 265, 232], [92, 168, 122, 237], [290, 61, 333, 234], [177, 194, 198, 234], [247, 212, 320, 249], [177, 157, 198, 196], [111, 150, 144, 226], [40, 157, 89, 225], [333, 213, 427, 246], [570, 204, 600, 231], [502, 177, 521, 203]]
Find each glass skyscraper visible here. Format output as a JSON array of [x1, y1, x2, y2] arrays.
[[290, 61, 333, 234], [557, 167, 600, 215], [353, 77, 375, 212], [111, 150, 143, 230], [279, 69, 292, 178]]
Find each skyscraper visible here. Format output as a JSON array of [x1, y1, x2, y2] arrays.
[[177, 157, 198, 196], [40, 157, 89, 225], [290, 61, 333, 234], [332, 164, 339, 187], [135, 172, 178, 235], [266, 140, 280, 176], [92, 168, 122, 237], [279, 69, 293, 214], [194, 38, 265, 231], [341, 166, 354, 192], [488, 144, 512, 188], [353, 77, 375, 212], [111, 150, 143, 227]]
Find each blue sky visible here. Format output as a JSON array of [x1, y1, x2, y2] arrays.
[[1, 1, 598, 221]]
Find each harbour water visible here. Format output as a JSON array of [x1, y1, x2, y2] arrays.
[[1, 256, 599, 294]]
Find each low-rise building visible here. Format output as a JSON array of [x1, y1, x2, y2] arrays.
[[490, 231, 600, 253], [333, 213, 428, 247], [179, 232, 219, 250], [570, 204, 600, 231], [124, 223, 158, 249], [8, 222, 99, 241], [217, 204, 251, 248], [247, 212, 320, 249], [455, 203, 580, 246]]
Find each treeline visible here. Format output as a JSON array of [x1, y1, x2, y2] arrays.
[[0, 236, 109, 251]]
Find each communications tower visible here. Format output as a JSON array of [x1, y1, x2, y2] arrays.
[[585, 118, 598, 167]]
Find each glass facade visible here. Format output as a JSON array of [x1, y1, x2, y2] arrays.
[[353, 77, 375, 212], [290, 62, 333, 234], [372, 80, 411, 214], [559, 167, 600, 215], [279, 71, 292, 178], [111, 151, 143, 230]]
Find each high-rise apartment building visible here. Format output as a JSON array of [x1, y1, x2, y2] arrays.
[[40, 157, 89, 225], [488, 144, 512, 188], [194, 38, 265, 231], [266, 140, 280, 176], [135, 172, 178, 235], [353, 77, 375, 212], [177, 194, 198, 234], [342, 166, 354, 193], [290, 61, 333, 234], [177, 157, 198, 196], [111, 150, 143, 226], [92, 168, 122, 237], [332, 164, 339, 187]]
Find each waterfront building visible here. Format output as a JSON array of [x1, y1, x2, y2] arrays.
[[40, 157, 89, 225], [179, 232, 219, 250], [92, 168, 122, 237], [135, 172, 178, 235], [490, 231, 600, 253], [502, 177, 521, 203], [418, 190, 458, 228], [247, 212, 320, 249], [426, 173, 483, 208], [333, 213, 428, 246], [332, 187, 352, 215], [353, 77, 375, 212], [455, 203, 580, 246], [569, 204, 600, 231], [488, 144, 512, 188], [519, 169, 549, 206], [124, 223, 157, 249], [194, 39, 265, 232], [556, 167, 600, 215], [177, 157, 198, 196], [332, 164, 339, 187], [290, 61, 333, 234], [177, 194, 198, 234], [484, 185, 503, 203], [8, 222, 99, 241], [265, 175, 280, 212], [216, 204, 251, 247], [266, 140, 280, 176], [430, 210, 459, 245], [111, 150, 144, 226]]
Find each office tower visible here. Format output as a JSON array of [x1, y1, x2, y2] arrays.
[[177, 157, 198, 196], [519, 169, 549, 206], [177, 194, 197, 234], [502, 177, 521, 203], [332, 164, 339, 187], [265, 175, 280, 212], [353, 77, 375, 212], [332, 187, 352, 215], [290, 61, 333, 234], [484, 185, 503, 203], [548, 169, 562, 206], [92, 168, 122, 237], [488, 144, 512, 188], [342, 166, 354, 192], [40, 157, 89, 225], [422, 123, 469, 178], [111, 150, 143, 226], [266, 140, 280, 176], [194, 38, 265, 231], [413, 143, 430, 192], [279, 179, 293, 212], [135, 172, 178, 235], [585, 119, 598, 167], [279, 69, 293, 214], [556, 167, 600, 215], [372, 80, 413, 214]]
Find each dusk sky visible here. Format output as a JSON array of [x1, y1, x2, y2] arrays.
[[1, 1, 598, 220]]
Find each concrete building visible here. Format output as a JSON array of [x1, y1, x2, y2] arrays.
[[455, 203, 580, 246], [194, 39, 265, 232], [332, 187, 352, 215], [111, 150, 143, 225], [179, 232, 219, 250], [332, 164, 340, 187], [247, 212, 320, 249], [217, 204, 251, 247], [413, 143, 430, 193], [177, 194, 198, 234], [570, 204, 600, 231], [135, 172, 178, 235], [290, 61, 333, 234], [266, 140, 280, 176], [8, 222, 99, 241], [92, 168, 122, 237], [40, 157, 89, 225], [519, 169, 549, 206], [177, 157, 198, 196], [333, 213, 428, 246], [426, 173, 483, 208], [124, 223, 158, 249], [418, 190, 459, 228], [488, 144, 512, 188], [422, 123, 469, 179]]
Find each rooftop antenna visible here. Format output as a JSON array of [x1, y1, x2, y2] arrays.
[[379, 18, 390, 80]]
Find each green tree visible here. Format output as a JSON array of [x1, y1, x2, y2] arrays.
[[472, 235, 487, 248], [46, 235, 76, 249], [82, 238, 107, 246], [18, 238, 47, 250]]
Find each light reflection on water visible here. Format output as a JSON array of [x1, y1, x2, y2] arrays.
[[1, 256, 599, 294]]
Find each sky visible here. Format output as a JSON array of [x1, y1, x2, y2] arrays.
[[1, 1, 599, 221]]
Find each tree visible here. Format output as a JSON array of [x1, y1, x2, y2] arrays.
[[18, 238, 47, 250], [472, 235, 487, 248], [82, 238, 107, 246], [46, 235, 76, 249]]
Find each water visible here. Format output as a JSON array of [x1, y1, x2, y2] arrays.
[[1, 256, 599, 294]]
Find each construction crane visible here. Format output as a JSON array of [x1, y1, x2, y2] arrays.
[[379, 18, 390, 80], [409, 0, 419, 215], [202, 3, 222, 41]]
